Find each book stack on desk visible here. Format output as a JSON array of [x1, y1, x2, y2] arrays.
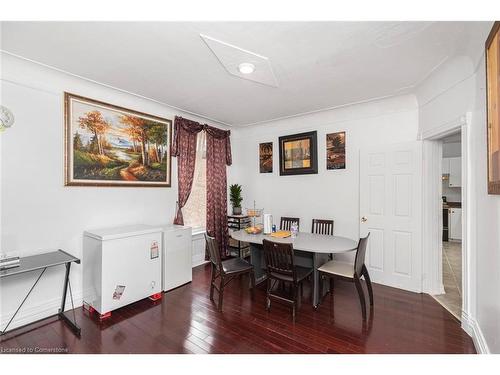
[[0, 256, 20, 271]]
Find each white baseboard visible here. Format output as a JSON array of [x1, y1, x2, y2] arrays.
[[462, 311, 490, 354], [425, 283, 445, 295], [1, 292, 83, 333], [192, 259, 209, 268], [437, 283, 445, 295]]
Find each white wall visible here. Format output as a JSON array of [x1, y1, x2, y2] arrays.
[[0, 53, 223, 329], [230, 95, 419, 262], [470, 58, 500, 354], [417, 56, 476, 138], [416, 54, 500, 353]]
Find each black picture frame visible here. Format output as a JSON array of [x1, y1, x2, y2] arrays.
[[278, 131, 318, 176]]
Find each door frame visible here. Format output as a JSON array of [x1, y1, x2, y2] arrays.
[[420, 113, 475, 333]]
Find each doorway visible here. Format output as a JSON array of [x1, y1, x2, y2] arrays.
[[433, 132, 462, 320], [360, 141, 423, 292]]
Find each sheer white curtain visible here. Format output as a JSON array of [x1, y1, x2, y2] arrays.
[[182, 131, 207, 230]]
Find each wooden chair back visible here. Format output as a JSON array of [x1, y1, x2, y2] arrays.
[[205, 233, 222, 271], [354, 233, 370, 277], [280, 217, 300, 231], [262, 239, 296, 281], [311, 219, 334, 235]]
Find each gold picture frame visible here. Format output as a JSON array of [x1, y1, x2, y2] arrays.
[[486, 22, 500, 194], [64, 92, 172, 187]]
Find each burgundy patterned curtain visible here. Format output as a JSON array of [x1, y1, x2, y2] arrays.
[[171, 116, 204, 225], [206, 125, 232, 258]]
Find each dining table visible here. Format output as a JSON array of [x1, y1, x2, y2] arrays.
[[230, 230, 358, 308]]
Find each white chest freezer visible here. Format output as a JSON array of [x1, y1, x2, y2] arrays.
[[83, 224, 162, 316], [161, 225, 192, 291]]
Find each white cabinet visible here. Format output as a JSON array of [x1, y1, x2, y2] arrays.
[[83, 225, 163, 316], [162, 225, 192, 291], [449, 208, 462, 240], [442, 158, 450, 175], [442, 157, 461, 187], [448, 157, 461, 187]]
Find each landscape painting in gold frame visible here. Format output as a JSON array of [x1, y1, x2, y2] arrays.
[[486, 22, 500, 194], [64, 92, 172, 187]]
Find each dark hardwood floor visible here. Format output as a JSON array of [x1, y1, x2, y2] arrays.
[[0, 263, 476, 354]]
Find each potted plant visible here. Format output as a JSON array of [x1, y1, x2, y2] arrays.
[[229, 184, 243, 215]]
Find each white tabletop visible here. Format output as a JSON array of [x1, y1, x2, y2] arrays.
[[230, 230, 358, 254]]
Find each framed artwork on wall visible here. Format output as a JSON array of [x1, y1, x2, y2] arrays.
[[486, 21, 500, 194], [326, 131, 346, 170], [259, 142, 273, 173], [64, 92, 172, 187], [278, 131, 318, 176]]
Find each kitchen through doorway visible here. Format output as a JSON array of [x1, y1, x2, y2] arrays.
[[433, 131, 462, 320]]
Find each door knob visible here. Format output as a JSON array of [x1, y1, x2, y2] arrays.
[[361, 216, 368, 223]]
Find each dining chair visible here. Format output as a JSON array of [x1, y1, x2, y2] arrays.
[[262, 239, 313, 322], [311, 219, 335, 260], [311, 219, 334, 235], [317, 233, 373, 320], [204, 234, 255, 312], [280, 217, 300, 231]]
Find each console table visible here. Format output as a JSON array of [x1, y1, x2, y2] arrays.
[[0, 249, 81, 338]]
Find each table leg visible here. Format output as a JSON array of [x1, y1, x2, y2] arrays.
[[250, 244, 266, 284], [313, 253, 319, 309], [312, 253, 330, 309], [58, 262, 81, 337]]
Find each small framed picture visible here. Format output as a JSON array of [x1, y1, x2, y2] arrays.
[[259, 142, 273, 173], [326, 131, 346, 170]]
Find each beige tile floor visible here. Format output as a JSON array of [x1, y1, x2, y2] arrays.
[[432, 241, 462, 320]]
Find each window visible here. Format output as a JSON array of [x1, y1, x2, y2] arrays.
[[183, 131, 206, 230]]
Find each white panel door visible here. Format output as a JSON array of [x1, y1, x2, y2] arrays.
[[360, 142, 423, 292]]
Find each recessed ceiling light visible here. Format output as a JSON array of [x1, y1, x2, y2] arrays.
[[238, 63, 255, 74]]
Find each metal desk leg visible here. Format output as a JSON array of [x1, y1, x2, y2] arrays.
[[0, 268, 47, 336], [58, 262, 81, 337]]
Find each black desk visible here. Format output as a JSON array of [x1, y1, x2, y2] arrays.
[[0, 249, 81, 337]]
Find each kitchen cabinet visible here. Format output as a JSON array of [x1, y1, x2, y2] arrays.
[[448, 157, 461, 187], [442, 157, 461, 188], [442, 158, 450, 175], [449, 208, 462, 240]]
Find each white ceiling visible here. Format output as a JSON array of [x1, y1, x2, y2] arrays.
[[0, 21, 492, 126]]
